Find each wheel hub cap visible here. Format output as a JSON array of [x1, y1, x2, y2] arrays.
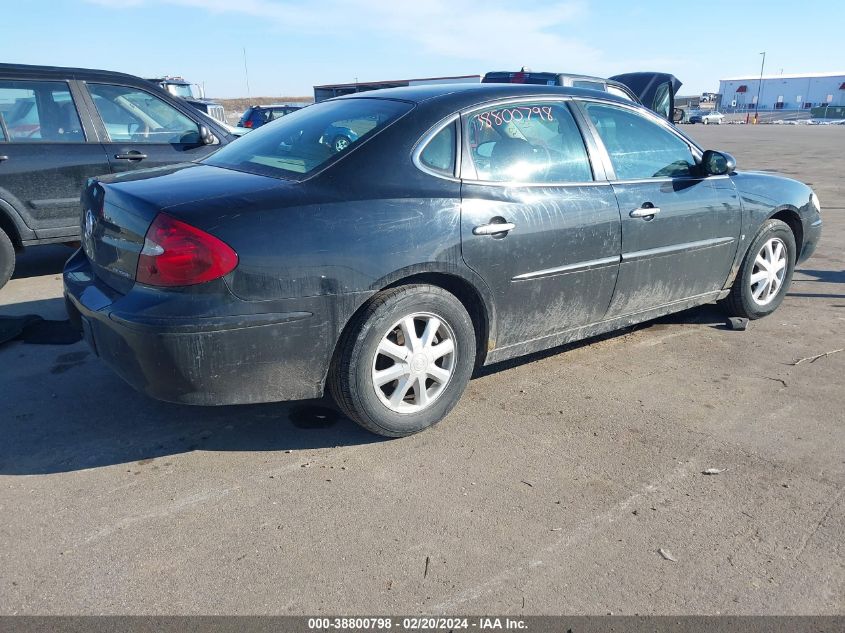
[[371, 313, 456, 414], [749, 237, 787, 306]]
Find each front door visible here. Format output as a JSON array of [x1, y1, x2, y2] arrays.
[[0, 78, 110, 234], [459, 99, 621, 349], [579, 101, 741, 317], [83, 83, 218, 175]]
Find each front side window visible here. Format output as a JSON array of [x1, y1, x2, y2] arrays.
[[418, 121, 456, 176], [87, 84, 200, 144], [585, 102, 695, 180], [0, 80, 84, 142], [204, 98, 413, 180], [465, 101, 593, 183]]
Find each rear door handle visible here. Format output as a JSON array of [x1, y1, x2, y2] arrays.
[[473, 222, 516, 236], [630, 206, 661, 218], [114, 152, 148, 161], [0, 155, 8, 162]]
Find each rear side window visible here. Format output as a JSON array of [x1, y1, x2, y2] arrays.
[[465, 102, 593, 183], [205, 98, 413, 180], [585, 102, 694, 180], [418, 121, 456, 176], [0, 80, 84, 142], [87, 84, 200, 144]]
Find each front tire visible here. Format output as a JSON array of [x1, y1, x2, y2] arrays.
[[329, 284, 476, 437], [722, 219, 796, 319], [0, 229, 15, 290]]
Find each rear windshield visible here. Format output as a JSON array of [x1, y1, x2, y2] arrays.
[[205, 98, 413, 179], [482, 72, 559, 86]]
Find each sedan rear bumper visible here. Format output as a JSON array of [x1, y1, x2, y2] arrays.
[[63, 250, 331, 405]]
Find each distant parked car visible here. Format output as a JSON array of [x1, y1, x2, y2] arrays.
[[237, 104, 304, 129], [320, 124, 358, 152], [689, 110, 725, 125], [0, 63, 236, 290], [65, 83, 822, 437]]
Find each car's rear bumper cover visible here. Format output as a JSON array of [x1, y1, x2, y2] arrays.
[[63, 250, 333, 406]]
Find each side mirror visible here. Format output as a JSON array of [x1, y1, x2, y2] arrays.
[[199, 124, 216, 145], [701, 149, 736, 176], [672, 107, 685, 123]]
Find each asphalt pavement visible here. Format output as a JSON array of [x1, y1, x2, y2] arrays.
[[0, 125, 842, 614]]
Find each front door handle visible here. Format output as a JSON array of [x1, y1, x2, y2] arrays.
[[473, 222, 516, 236], [630, 206, 661, 219], [0, 155, 8, 162], [114, 152, 148, 161]]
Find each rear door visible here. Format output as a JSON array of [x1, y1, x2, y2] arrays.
[[81, 82, 219, 174], [0, 78, 109, 235], [459, 98, 621, 348], [577, 100, 741, 317]]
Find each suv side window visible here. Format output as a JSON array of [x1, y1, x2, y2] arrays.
[[585, 102, 694, 179], [0, 80, 84, 142], [465, 102, 592, 183], [418, 121, 456, 176], [87, 83, 200, 144]]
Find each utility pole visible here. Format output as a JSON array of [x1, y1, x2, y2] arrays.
[[243, 47, 251, 99], [754, 51, 766, 124]]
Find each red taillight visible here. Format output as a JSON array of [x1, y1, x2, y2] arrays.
[[244, 119, 253, 128], [511, 72, 526, 84], [136, 213, 238, 287]]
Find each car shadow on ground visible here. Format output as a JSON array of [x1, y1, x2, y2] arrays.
[[476, 303, 731, 378], [3, 270, 837, 477], [10, 244, 75, 280], [795, 268, 845, 284], [0, 298, 383, 477]]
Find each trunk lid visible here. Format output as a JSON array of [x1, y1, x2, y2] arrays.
[[80, 163, 284, 293]]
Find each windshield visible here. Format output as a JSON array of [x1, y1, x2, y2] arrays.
[[204, 98, 413, 179], [166, 83, 196, 99]]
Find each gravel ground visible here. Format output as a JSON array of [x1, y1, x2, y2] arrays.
[[0, 125, 842, 615]]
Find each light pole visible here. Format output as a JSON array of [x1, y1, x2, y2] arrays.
[[243, 47, 251, 100], [754, 51, 766, 124]]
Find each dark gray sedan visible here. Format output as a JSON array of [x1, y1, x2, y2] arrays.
[[64, 83, 822, 436]]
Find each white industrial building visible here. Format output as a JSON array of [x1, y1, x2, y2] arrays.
[[718, 72, 845, 112]]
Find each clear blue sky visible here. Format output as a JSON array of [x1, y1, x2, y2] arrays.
[[2, 0, 843, 98]]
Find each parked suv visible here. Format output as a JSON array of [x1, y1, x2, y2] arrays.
[[0, 63, 235, 290], [237, 104, 304, 129]]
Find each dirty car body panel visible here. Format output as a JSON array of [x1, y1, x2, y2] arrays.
[[63, 83, 822, 406]]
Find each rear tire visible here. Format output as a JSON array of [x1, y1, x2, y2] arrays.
[[722, 219, 796, 319], [329, 284, 476, 437], [0, 229, 15, 291]]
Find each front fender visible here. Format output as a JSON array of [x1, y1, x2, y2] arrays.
[[730, 170, 820, 266]]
